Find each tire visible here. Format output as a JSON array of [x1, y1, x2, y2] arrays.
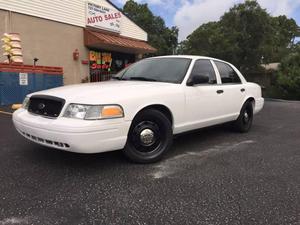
[[124, 109, 173, 163], [233, 101, 254, 133]]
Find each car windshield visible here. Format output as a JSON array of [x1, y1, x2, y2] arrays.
[[113, 57, 192, 84]]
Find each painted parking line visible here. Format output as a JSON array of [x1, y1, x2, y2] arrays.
[[0, 110, 12, 116]]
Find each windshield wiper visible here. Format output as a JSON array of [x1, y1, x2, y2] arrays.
[[128, 77, 158, 82]]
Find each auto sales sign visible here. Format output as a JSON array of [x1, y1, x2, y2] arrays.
[[86, 2, 121, 33]]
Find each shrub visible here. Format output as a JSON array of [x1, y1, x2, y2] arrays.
[[276, 49, 300, 100]]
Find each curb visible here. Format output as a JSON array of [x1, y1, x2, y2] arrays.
[[264, 98, 300, 103], [0, 110, 12, 115], [0, 104, 20, 115]]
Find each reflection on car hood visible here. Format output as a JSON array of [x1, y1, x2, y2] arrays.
[[28, 80, 179, 104]]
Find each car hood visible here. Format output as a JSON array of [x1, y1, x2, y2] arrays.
[[29, 80, 180, 104]]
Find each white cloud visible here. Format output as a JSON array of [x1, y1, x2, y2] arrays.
[[258, 0, 300, 16], [174, 0, 300, 41], [174, 0, 240, 40], [115, 0, 168, 5], [115, 0, 178, 10], [147, 0, 164, 4], [114, 0, 127, 5]]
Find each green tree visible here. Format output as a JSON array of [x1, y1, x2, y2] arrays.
[[219, 0, 273, 71], [276, 49, 300, 100], [123, 0, 178, 56], [178, 22, 230, 59], [180, 0, 299, 73], [270, 15, 299, 61]]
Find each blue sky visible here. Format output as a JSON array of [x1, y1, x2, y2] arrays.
[[114, 0, 300, 41]]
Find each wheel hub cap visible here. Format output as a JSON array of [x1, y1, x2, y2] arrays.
[[140, 129, 155, 146], [244, 112, 249, 122]]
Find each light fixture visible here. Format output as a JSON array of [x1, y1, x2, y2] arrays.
[[33, 57, 39, 66], [73, 49, 79, 60]]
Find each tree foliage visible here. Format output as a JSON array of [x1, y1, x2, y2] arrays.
[[179, 0, 299, 73], [276, 47, 300, 99], [123, 0, 178, 56], [270, 15, 299, 61]]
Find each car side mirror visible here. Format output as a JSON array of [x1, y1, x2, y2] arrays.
[[187, 74, 209, 86]]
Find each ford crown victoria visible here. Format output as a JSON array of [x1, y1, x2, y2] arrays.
[[13, 56, 264, 163]]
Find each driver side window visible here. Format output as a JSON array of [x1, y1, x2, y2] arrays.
[[190, 59, 217, 84]]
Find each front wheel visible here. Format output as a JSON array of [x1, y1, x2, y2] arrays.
[[124, 109, 173, 163], [233, 101, 254, 133]]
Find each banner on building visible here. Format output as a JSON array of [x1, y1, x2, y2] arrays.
[[1, 33, 23, 63], [86, 2, 121, 33]]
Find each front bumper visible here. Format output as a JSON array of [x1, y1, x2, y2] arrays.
[[13, 109, 131, 153]]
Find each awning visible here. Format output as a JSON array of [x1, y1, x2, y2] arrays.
[[84, 29, 157, 54]]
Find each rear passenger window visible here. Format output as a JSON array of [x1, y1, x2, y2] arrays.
[[190, 59, 217, 84], [214, 61, 241, 84]]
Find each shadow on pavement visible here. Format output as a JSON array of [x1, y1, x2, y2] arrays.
[[19, 123, 236, 170]]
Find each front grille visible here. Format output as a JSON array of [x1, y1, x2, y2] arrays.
[[28, 95, 65, 118], [17, 129, 70, 149]]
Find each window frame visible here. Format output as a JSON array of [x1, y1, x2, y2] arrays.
[[185, 59, 219, 86], [212, 60, 242, 85]]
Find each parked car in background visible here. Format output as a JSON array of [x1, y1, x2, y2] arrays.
[[13, 56, 264, 163]]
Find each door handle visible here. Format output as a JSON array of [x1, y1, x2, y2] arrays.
[[241, 88, 245, 92], [216, 90, 224, 94]]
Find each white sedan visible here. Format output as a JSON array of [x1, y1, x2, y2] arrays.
[[13, 55, 264, 163]]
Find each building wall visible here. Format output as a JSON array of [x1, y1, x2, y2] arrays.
[[0, 0, 147, 41], [0, 9, 90, 85]]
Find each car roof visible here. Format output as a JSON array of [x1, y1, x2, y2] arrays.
[[152, 55, 227, 63]]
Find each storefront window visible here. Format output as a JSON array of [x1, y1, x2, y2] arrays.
[[89, 50, 135, 82]]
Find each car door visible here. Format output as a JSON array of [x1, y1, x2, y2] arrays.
[[183, 59, 226, 131], [212, 60, 245, 119]]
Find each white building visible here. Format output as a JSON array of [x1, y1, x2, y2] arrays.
[[0, 0, 156, 84]]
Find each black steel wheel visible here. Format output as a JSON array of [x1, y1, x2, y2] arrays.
[[233, 101, 254, 133], [124, 109, 173, 163]]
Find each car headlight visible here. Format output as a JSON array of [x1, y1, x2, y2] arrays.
[[63, 104, 124, 120], [22, 97, 30, 110]]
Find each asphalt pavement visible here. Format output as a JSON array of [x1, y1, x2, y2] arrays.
[[0, 101, 299, 225]]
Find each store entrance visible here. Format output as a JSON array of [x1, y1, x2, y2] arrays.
[[89, 50, 135, 82]]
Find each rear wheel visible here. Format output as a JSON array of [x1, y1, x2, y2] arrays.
[[233, 101, 254, 133], [124, 109, 173, 163]]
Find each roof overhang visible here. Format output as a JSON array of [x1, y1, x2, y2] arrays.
[[84, 29, 156, 54]]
